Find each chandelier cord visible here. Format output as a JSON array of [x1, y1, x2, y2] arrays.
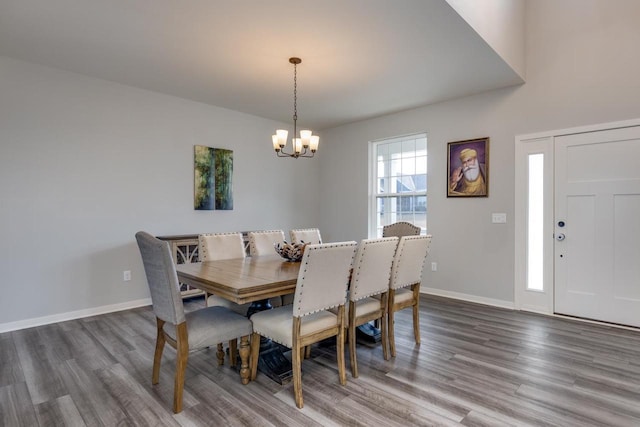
[[293, 61, 297, 139]]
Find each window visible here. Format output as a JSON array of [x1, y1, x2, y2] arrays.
[[370, 133, 427, 237], [527, 153, 544, 291]]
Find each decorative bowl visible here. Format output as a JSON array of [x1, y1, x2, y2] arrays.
[[274, 241, 307, 262]]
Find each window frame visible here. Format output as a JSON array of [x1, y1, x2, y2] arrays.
[[368, 133, 427, 238]]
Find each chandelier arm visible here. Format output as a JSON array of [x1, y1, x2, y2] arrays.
[[277, 146, 314, 158]]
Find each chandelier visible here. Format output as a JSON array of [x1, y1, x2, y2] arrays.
[[272, 57, 319, 158]]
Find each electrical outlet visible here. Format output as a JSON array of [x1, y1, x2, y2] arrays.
[[492, 213, 507, 224], [123, 270, 131, 281], [431, 262, 437, 272]]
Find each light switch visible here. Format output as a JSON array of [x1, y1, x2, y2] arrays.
[[492, 213, 507, 224]]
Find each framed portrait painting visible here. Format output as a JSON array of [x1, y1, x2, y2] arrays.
[[447, 137, 489, 197]]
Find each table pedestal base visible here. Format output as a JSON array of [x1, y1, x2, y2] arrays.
[[248, 299, 293, 385], [356, 322, 382, 343], [256, 340, 292, 384]]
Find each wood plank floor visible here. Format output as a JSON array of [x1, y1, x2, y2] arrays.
[[2, 295, 640, 426]]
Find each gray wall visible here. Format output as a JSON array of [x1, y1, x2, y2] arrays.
[[0, 56, 321, 327], [318, 0, 640, 304]]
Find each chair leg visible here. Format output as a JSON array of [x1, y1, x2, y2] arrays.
[[348, 323, 358, 378], [229, 339, 238, 367], [216, 343, 225, 365], [412, 303, 420, 345], [381, 313, 389, 361], [412, 284, 421, 345], [153, 318, 166, 385], [348, 303, 358, 378], [249, 332, 260, 381], [304, 345, 311, 359], [238, 335, 250, 385], [381, 292, 390, 361], [173, 322, 189, 414], [388, 290, 397, 358], [337, 306, 347, 386], [292, 318, 304, 409]]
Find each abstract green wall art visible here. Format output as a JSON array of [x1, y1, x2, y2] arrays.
[[194, 145, 233, 210]]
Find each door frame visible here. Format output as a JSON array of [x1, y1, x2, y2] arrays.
[[514, 118, 640, 315]]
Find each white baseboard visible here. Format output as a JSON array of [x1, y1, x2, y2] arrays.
[[421, 287, 515, 310], [0, 298, 152, 333]]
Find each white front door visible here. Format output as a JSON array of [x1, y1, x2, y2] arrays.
[[554, 126, 640, 327]]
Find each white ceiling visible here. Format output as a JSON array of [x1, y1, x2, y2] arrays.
[[0, 0, 524, 130]]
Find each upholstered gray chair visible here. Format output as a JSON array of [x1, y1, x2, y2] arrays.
[[346, 237, 398, 377], [135, 231, 253, 413], [249, 241, 358, 409], [289, 228, 322, 245], [388, 235, 432, 357], [382, 221, 421, 238]]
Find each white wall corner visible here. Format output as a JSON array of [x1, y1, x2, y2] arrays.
[[446, 0, 526, 81]]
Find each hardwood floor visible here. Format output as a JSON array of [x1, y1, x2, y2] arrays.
[[2, 295, 640, 426]]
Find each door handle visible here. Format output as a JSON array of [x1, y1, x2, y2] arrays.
[[556, 233, 565, 241]]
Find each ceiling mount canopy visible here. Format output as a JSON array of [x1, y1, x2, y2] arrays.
[[272, 57, 319, 158]]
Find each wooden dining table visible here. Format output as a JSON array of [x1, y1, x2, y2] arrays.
[[175, 255, 301, 383]]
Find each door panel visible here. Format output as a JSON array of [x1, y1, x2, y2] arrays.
[[565, 195, 596, 295], [614, 194, 640, 301], [555, 126, 640, 327]]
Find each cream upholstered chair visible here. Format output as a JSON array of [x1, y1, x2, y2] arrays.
[[388, 235, 432, 357], [248, 230, 286, 307], [346, 237, 398, 377], [382, 221, 421, 238], [375, 221, 420, 328], [289, 228, 322, 245], [135, 232, 253, 413], [249, 241, 358, 409], [286, 229, 322, 306], [199, 232, 251, 364], [198, 232, 250, 314], [199, 232, 246, 261], [248, 230, 286, 256]]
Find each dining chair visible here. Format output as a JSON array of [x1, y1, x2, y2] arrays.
[[285, 228, 323, 306], [248, 230, 286, 256], [382, 221, 421, 238], [135, 231, 253, 413], [248, 230, 286, 307], [199, 232, 252, 364], [378, 223, 420, 331], [249, 241, 358, 409], [289, 228, 322, 245], [345, 237, 398, 377], [199, 232, 246, 261], [388, 234, 432, 357], [198, 232, 250, 314]]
